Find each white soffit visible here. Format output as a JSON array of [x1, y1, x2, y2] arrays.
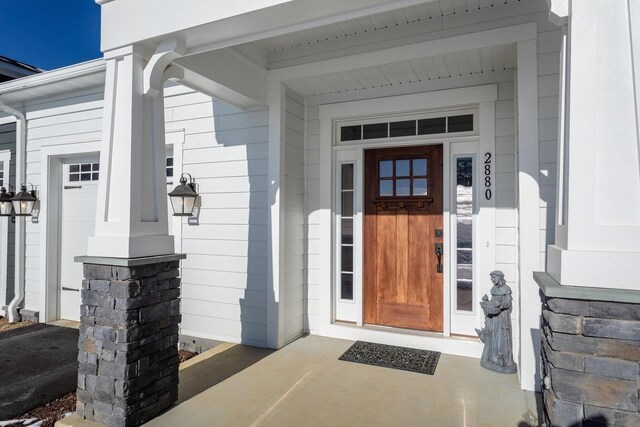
[[286, 44, 516, 97], [255, 0, 525, 53]]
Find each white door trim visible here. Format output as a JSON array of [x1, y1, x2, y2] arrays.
[[318, 85, 497, 358]]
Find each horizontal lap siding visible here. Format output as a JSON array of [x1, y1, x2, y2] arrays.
[[283, 88, 305, 343], [23, 90, 104, 312], [166, 87, 269, 347]]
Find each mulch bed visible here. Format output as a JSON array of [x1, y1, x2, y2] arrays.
[[0, 316, 35, 334], [4, 350, 198, 427]]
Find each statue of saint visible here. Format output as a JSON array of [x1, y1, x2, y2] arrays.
[[475, 270, 517, 374]]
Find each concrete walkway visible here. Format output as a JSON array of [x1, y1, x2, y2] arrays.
[[148, 336, 540, 427], [0, 323, 79, 420]]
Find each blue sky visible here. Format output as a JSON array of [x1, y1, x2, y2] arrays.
[[0, 0, 101, 71]]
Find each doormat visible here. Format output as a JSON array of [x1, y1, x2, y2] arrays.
[[338, 341, 440, 375]]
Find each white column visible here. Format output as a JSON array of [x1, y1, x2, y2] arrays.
[[266, 82, 286, 349], [88, 45, 174, 258], [547, 0, 640, 291], [517, 38, 541, 392]]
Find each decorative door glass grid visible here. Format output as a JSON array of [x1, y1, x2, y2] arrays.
[[455, 157, 473, 311], [340, 163, 354, 300], [69, 163, 99, 182], [378, 158, 428, 197]]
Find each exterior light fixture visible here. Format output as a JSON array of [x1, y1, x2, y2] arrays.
[[12, 183, 38, 216], [0, 186, 15, 216], [168, 173, 198, 216]]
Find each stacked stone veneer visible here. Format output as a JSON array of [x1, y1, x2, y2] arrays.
[[76, 261, 181, 427], [540, 294, 640, 427]]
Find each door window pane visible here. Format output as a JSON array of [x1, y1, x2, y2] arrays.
[[339, 163, 355, 301], [395, 159, 410, 177], [448, 114, 474, 132], [363, 123, 388, 139], [379, 160, 393, 177], [413, 158, 427, 176], [341, 125, 361, 141], [455, 157, 474, 312], [379, 180, 393, 196], [389, 120, 416, 137], [396, 179, 410, 196], [418, 117, 446, 135], [413, 178, 428, 196]]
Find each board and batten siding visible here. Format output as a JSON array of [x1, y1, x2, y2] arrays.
[[304, 1, 560, 334], [282, 88, 306, 343], [165, 84, 270, 347]]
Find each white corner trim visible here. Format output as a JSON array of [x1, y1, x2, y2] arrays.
[[319, 85, 498, 120], [269, 23, 537, 83]]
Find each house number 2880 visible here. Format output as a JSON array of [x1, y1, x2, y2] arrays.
[[484, 152, 492, 200]]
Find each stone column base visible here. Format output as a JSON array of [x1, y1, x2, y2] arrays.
[[535, 272, 640, 427], [74, 254, 186, 427]]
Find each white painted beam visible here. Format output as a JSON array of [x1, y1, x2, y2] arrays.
[[175, 48, 267, 107], [268, 23, 537, 83]]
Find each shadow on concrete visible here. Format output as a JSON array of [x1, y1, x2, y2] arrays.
[[0, 324, 79, 420], [177, 344, 274, 404]]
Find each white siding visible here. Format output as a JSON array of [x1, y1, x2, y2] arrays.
[[24, 90, 104, 312], [282, 87, 305, 343], [166, 86, 270, 347]]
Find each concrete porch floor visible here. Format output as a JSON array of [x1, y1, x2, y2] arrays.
[[147, 335, 540, 427]]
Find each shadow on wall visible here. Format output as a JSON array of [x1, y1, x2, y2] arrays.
[[193, 100, 271, 348]]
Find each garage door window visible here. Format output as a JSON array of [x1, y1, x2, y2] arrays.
[[69, 163, 99, 182]]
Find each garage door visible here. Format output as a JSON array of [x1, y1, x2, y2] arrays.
[[59, 157, 99, 321]]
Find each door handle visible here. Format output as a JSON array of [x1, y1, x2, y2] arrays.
[[62, 287, 80, 292], [435, 243, 443, 273]]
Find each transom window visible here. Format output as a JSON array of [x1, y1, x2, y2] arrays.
[[340, 113, 474, 142], [378, 158, 428, 197], [69, 163, 99, 182]]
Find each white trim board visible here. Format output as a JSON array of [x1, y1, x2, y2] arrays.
[[319, 85, 498, 120]]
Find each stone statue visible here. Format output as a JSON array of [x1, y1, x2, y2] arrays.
[[475, 270, 517, 374]]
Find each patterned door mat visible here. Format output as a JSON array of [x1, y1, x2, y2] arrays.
[[338, 341, 440, 375]]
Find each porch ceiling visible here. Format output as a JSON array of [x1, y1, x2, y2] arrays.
[[285, 44, 516, 98], [254, 0, 524, 53]]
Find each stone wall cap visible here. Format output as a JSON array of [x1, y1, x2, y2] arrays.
[[535, 272, 640, 304], [75, 253, 186, 267]]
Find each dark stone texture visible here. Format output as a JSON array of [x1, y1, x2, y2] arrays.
[[75, 261, 182, 427], [583, 317, 640, 341], [543, 310, 582, 334], [540, 293, 640, 426], [547, 297, 590, 316], [543, 390, 583, 427]]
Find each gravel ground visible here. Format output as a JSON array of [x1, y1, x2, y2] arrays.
[[3, 350, 198, 426], [0, 317, 35, 334]]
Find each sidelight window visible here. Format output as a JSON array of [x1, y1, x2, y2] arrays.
[[339, 163, 355, 300], [455, 157, 474, 312]]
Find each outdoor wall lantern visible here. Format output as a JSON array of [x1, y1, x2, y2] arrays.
[[0, 186, 15, 216], [168, 173, 198, 216], [12, 183, 38, 216]]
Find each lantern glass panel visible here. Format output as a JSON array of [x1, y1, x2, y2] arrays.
[[0, 201, 12, 215], [13, 199, 35, 216]]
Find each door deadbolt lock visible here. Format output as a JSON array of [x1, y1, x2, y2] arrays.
[[435, 229, 443, 238]]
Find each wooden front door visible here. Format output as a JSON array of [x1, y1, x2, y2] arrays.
[[364, 145, 444, 332]]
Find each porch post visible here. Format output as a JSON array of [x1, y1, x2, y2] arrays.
[[537, 1, 640, 426], [64, 44, 185, 427]]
